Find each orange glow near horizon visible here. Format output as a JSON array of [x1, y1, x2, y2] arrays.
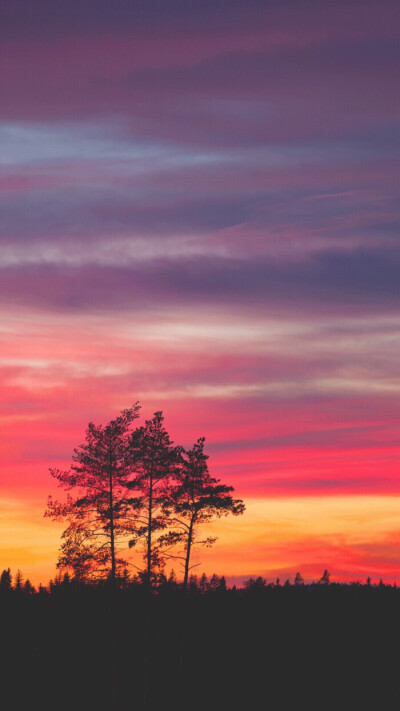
[[2, 495, 400, 587]]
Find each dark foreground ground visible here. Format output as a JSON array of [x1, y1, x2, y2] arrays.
[[2, 578, 399, 711]]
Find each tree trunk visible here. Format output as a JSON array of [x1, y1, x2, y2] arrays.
[[147, 476, 153, 586], [143, 479, 152, 711], [109, 458, 117, 709], [178, 517, 195, 686], [183, 515, 195, 591], [109, 461, 116, 588]]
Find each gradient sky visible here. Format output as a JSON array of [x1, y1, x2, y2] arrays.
[[1, 0, 399, 585]]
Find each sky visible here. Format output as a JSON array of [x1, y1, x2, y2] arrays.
[[0, 0, 399, 585]]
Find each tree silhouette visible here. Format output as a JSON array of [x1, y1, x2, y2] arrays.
[[199, 572, 208, 593], [0, 568, 12, 591], [14, 569, 23, 592], [46, 403, 140, 586], [162, 437, 245, 589], [244, 576, 267, 591], [319, 569, 331, 585], [127, 411, 180, 587], [23, 579, 35, 594]]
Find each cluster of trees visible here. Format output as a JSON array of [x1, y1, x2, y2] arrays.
[[244, 569, 331, 589], [45, 404, 245, 589], [0, 567, 35, 594]]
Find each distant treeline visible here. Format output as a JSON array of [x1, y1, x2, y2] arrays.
[[0, 566, 395, 594]]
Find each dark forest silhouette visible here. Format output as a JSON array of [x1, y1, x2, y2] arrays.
[[1, 570, 400, 711]]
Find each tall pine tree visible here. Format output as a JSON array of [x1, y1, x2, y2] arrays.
[[127, 411, 180, 586], [162, 437, 245, 589], [46, 403, 140, 586]]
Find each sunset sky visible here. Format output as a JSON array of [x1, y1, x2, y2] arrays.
[[1, 0, 399, 585]]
